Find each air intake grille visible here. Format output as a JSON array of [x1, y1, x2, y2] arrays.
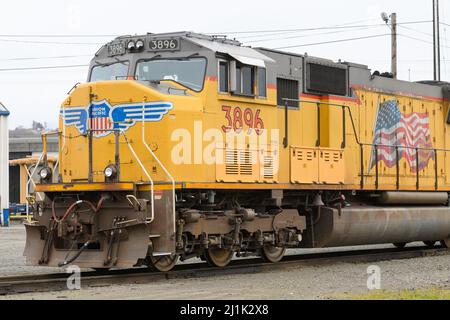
[[306, 63, 348, 96], [216, 145, 278, 183]]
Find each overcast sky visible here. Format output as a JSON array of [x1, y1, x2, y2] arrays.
[[0, 0, 449, 128]]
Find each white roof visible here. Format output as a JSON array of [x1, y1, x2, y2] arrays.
[[187, 37, 275, 68]]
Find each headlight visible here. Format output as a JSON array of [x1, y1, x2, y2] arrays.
[[104, 164, 117, 179], [127, 40, 136, 51], [135, 39, 144, 50], [39, 167, 52, 181]]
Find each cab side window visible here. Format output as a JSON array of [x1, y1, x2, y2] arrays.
[[219, 61, 229, 93], [258, 68, 267, 98], [239, 65, 254, 95], [218, 60, 267, 98]]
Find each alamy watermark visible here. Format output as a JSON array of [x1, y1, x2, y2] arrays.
[[367, 265, 381, 290], [170, 121, 281, 171], [66, 265, 81, 290]]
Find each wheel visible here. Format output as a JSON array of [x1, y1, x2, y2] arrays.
[[261, 245, 286, 263], [203, 247, 234, 268], [148, 253, 179, 272], [393, 242, 407, 249], [424, 241, 437, 248], [441, 238, 450, 248]]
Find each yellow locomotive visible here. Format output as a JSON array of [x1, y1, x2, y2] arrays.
[[25, 32, 450, 271]]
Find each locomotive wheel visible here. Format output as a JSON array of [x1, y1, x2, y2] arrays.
[[393, 242, 407, 249], [203, 248, 234, 268], [424, 241, 437, 248], [261, 245, 286, 263], [148, 253, 179, 272], [441, 238, 450, 248]]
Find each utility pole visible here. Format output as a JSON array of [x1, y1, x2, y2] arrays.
[[391, 13, 397, 79], [433, 0, 441, 81], [381, 12, 397, 79]]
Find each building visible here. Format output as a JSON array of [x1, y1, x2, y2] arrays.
[[8, 136, 58, 211], [0, 103, 9, 226]]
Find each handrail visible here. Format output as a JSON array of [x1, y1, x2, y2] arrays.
[[39, 125, 157, 223], [141, 100, 176, 234], [359, 143, 440, 191], [25, 152, 44, 221], [120, 130, 155, 223], [25, 130, 60, 221], [53, 105, 67, 177]]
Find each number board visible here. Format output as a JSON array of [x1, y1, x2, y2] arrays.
[[107, 42, 126, 56], [149, 38, 180, 51]]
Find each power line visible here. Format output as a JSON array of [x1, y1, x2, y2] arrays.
[[0, 34, 116, 38], [0, 55, 92, 61], [358, 58, 450, 62], [244, 26, 379, 44], [399, 33, 450, 49], [398, 25, 434, 37], [399, 24, 450, 44], [212, 20, 432, 35], [0, 38, 102, 45], [273, 34, 390, 50], [0, 64, 89, 72], [236, 18, 381, 40]]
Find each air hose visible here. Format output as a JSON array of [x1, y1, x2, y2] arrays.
[[58, 240, 92, 267]]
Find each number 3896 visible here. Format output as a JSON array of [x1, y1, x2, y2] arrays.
[[222, 106, 264, 135], [149, 39, 179, 51]]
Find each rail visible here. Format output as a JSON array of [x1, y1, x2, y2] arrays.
[[121, 130, 155, 223], [141, 99, 176, 233], [1, 245, 449, 296], [25, 130, 59, 221], [52, 104, 67, 177], [25, 152, 43, 221], [282, 98, 450, 190]]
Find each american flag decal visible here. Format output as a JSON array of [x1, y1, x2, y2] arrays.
[[369, 100, 435, 173]]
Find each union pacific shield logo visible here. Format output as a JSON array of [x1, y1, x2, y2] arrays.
[[61, 99, 173, 138], [89, 101, 113, 137]]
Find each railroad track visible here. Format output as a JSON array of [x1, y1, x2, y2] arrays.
[[1, 245, 449, 296]]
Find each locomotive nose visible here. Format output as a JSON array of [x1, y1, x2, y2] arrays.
[[58, 80, 200, 184]]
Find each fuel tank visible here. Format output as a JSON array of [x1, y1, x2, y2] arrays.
[[310, 205, 450, 247], [377, 192, 448, 205]]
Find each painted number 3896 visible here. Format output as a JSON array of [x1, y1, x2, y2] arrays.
[[222, 106, 264, 135]]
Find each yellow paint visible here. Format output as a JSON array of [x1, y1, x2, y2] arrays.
[[36, 183, 135, 192], [290, 147, 319, 184], [56, 77, 450, 192], [318, 148, 345, 184], [215, 143, 278, 183]]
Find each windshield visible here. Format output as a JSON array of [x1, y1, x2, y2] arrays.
[[135, 58, 207, 91], [90, 61, 129, 82]]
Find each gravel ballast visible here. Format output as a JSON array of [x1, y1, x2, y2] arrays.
[[1, 223, 449, 300]]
